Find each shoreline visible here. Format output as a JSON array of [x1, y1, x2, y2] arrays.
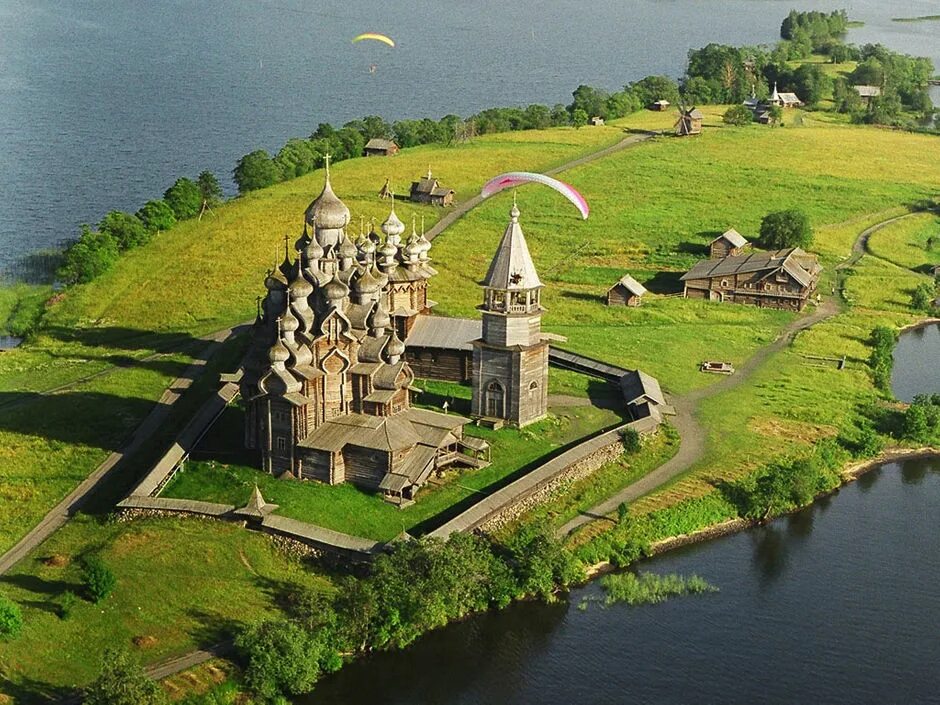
[[898, 317, 940, 334], [582, 445, 940, 580]]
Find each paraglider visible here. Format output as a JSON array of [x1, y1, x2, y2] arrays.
[[480, 172, 589, 219], [352, 32, 396, 48]]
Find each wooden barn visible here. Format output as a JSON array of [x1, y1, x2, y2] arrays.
[[404, 316, 480, 382], [364, 138, 399, 157], [589, 116, 605, 126], [709, 229, 750, 259], [680, 247, 821, 310], [410, 168, 455, 206], [649, 100, 670, 111], [675, 107, 703, 136], [607, 274, 648, 307]]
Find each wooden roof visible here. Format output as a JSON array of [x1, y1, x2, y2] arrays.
[[406, 315, 481, 351], [609, 274, 647, 297], [482, 205, 543, 291], [681, 247, 819, 287], [710, 228, 748, 248], [365, 138, 398, 151]]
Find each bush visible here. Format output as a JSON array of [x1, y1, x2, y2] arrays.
[[84, 648, 167, 705], [902, 394, 940, 444], [235, 619, 336, 702], [163, 177, 203, 220], [723, 104, 754, 126], [58, 226, 120, 285], [0, 596, 22, 639], [621, 427, 641, 454], [233, 150, 281, 194], [868, 325, 897, 392], [758, 209, 813, 249], [911, 282, 937, 313], [136, 199, 177, 232], [58, 590, 78, 620], [81, 555, 116, 603], [98, 211, 150, 250]]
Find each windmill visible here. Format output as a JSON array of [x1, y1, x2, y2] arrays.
[[674, 97, 703, 137]]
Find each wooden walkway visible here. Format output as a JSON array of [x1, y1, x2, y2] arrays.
[[548, 347, 628, 382]]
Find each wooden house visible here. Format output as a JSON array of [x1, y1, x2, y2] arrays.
[[709, 229, 750, 259], [853, 85, 881, 106], [589, 116, 605, 126], [680, 247, 821, 310], [675, 108, 703, 136], [649, 100, 671, 111], [405, 315, 480, 382], [769, 83, 803, 108], [410, 168, 455, 206], [607, 274, 647, 307], [364, 138, 399, 157]]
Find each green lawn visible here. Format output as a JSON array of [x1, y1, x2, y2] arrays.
[[865, 211, 940, 272], [0, 516, 330, 701]]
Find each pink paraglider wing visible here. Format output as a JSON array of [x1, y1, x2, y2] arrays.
[[480, 172, 589, 219]]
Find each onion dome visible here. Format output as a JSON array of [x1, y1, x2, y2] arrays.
[[359, 237, 376, 256], [323, 274, 349, 302], [381, 202, 405, 240], [304, 237, 324, 263], [338, 234, 358, 260], [404, 233, 421, 260], [379, 238, 397, 260], [386, 329, 406, 359], [304, 157, 350, 230], [268, 337, 290, 364], [369, 300, 391, 331], [354, 266, 383, 294], [295, 224, 312, 252], [281, 307, 300, 334], [264, 268, 287, 291], [288, 269, 313, 299]]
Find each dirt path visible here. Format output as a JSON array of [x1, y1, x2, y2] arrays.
[[0, 325, 244, 576], [558, 209, 927, 537]]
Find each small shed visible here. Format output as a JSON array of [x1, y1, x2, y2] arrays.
[[709, 228, 750, 259], [589, 116, 605, 126], [854, 85, 881, 106], [410, 168, 455, 206], [364, 138, 399, 157], [649, 100, 671, 111], [675, 107, 703, 136], [607, 274, 648, 307]]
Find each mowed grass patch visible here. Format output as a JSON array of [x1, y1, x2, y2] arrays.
[[0, 516, 330, 700], [163, 391, 625, 541], [865, 211, 940, 272]]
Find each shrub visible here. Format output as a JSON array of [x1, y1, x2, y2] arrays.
[[723, 104, 754, 126], [163, 177, 203, 220], [0, 596, 22, 639], [911, 282, 936, 313], [758, 209, 813, 249], [235, 619, 336, 702], [136, 199, 177, 232], [868, 325, 898, 392], [58, 226, 120, 285], [233, 150, 281, 194], [84, 648, 167, 705], [98, 211, 150, 250], [621, 427, 641, 453], [81, 555, 116, 603], [902, 394, 940, 444], [58, 590, 78, 620]]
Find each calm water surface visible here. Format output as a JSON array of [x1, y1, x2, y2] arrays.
[[308, 457, 940, 705], [893, 323, 940, 402], [1, 0, 939, 273]]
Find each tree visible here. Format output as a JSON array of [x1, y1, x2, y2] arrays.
[[768, 104, 784, 125], [81, 555, 116, 603], [135, 199, 176, 232], [758, 209, 813, 249], [569, 84, 609, 120], [628, 75, 680, 108], [84, 648, 167, 705], [792, 63, 831, 106], [98, 211, 149, 250], [163, 177, 202, 220], [723, 104, 754, 126], [0, 596, 22, 640], [571, 108, 588, 128], [197, 170, 223, 207], [273, 138, 321, 179], [58, 226, 120, 285], [235, 619, 336, 701], [911, 282, 937, 312], [549, 104, 570, 126], [233, 149, 281, 194]]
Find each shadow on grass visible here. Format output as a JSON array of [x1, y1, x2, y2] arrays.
[[642, 270, 684, 294], [0, 674, 73, 705], [559, 290, 602, 304], [0, 572, 79, 597], [185, 608, 243, 648]]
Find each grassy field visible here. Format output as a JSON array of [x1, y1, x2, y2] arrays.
[[162, 377, 625, 541], [864, 212, 940, 272], [0, 516, 330, 700]]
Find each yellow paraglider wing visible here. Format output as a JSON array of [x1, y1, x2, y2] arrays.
[[352, 32, 395, 48]]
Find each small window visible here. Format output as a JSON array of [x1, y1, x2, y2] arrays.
[[764, 283, 772, 292], [720, 279, 729, 288], [276, 436, 287, 451], [528, 381, 539, 390]]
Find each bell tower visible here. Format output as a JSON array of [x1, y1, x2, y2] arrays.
[[471, 199, 549, 427]]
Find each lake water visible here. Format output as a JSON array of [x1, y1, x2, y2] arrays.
[[307, 455, 940, 705], [893, 323, 940, 402], [1, 0, 939, 276]]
